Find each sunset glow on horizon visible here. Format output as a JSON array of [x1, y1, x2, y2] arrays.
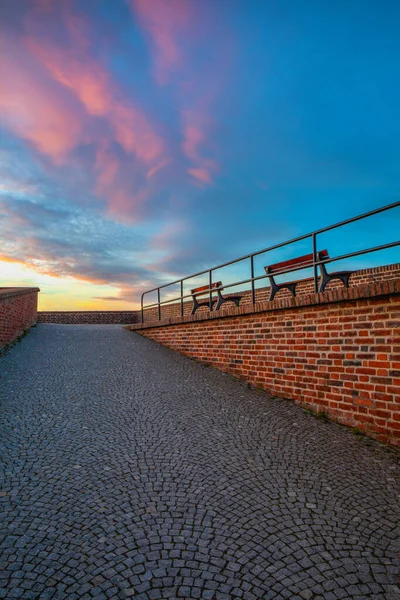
[[1, 0, 399, 310]]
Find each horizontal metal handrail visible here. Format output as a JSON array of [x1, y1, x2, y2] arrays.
[[140, 201, 400, 322], [142, 239, 400, 311], [315, 241, 400, 265]]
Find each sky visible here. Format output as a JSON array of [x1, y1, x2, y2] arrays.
[[0, 0, 399, 310]]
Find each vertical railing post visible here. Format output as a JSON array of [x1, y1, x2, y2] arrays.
[[141, 294, 144, 324], [180, 280, 184, 317], [209, 270, 213, 311], [250, 255, 255, 305], [157, 288, 161, 321], [312, 233, 318, 293]]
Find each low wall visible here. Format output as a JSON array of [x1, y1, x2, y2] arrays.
[[38, 311, 138, 324], [129, 278, 400, 446], [142, 263, 400, 323], [0, 287, 40, 349]]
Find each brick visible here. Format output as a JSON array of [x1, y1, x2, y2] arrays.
[[37, 311, 138, 324], [130, 267, 400, 446], [0, 288, 39, 349], [352, 397, 375, 408]]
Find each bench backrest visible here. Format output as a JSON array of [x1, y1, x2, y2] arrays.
[[265, 249, 329, 275], [191, 281, 222, 296]]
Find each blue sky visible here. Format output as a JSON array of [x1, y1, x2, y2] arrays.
[[0, 0, 399, 309]]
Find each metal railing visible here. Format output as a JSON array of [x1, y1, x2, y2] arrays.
[[141, 201, 400, 323]]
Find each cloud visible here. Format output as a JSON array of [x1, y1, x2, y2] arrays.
[[130, 0, 222, 186], [92, 296, 121, 301], [0, 0, 242, 311], [24, 5, 167, 171], [130, 0, 191, 85], [0, 144, 178, 306], [182, 112, 219, 185], [0, 1, 173, 223], [94, 142, 120, 192], [0, 33, 84, 164], [151, 218, 190, 252], [187, 167, 212, 185], [92, 281, 149, 305], [0, 193, 154, 290]]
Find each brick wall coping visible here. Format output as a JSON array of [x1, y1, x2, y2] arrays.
[[127, 278, 400, 331], [349, 263, 398, 275], [0, 287, 40, 300], [37, 310, 138, 324]]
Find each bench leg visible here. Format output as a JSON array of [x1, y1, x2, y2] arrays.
[[215, 294, 223, 311], [191, 297, 209, 314], [215, 291, 242, 311], [268, 276, 279, 301], [283, 282, 297, 298], [341, 272, 351, 288], [319, 268, 330, 294], [268, 277, 297, 301], [319, 270, 352, 293], [191, 297, 200, 315], [232, 296, 241, 307], [191, 297, 216, 314]]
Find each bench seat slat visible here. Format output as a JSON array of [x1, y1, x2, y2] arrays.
[[266, 249, 329, 275], [191, 281, 222, 295]]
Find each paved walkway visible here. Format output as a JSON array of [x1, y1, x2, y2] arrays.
[[0, 325, 399, 600]]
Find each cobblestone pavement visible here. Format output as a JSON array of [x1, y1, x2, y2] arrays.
[[0, 324, 399, 600]]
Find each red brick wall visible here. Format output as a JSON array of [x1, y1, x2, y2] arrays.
[[0, 288, 40, 349], [38, 311, 138, 324], [142, 263, 400, 323], [131, 278, 400, 446]]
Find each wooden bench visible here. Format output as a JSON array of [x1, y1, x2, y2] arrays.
[[190, 281, 242, 315], [264, 249, 353, 301]]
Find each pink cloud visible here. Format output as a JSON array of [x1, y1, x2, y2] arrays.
[[93, 143, 156, 223], [111, 102, 165, 165], [94, 143, 120, 192], [146, 159, 171, 179], [130, 0, 192, 84], [187, 167, 213, 184], [130, 0, 232, 186], [0, 34, 84, 164], [182, 122, 204, 162], [4, 1, 172, 222], [1, 0, 232, 225], [182, 111, 218, 184], [107, 188, 150, 223], [25, 36, 167, 171]]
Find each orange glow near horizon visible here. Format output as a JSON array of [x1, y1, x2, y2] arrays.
[[0, 260, 138, 311]]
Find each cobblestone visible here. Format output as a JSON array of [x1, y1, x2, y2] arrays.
[[0, 324, 399, 599]]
